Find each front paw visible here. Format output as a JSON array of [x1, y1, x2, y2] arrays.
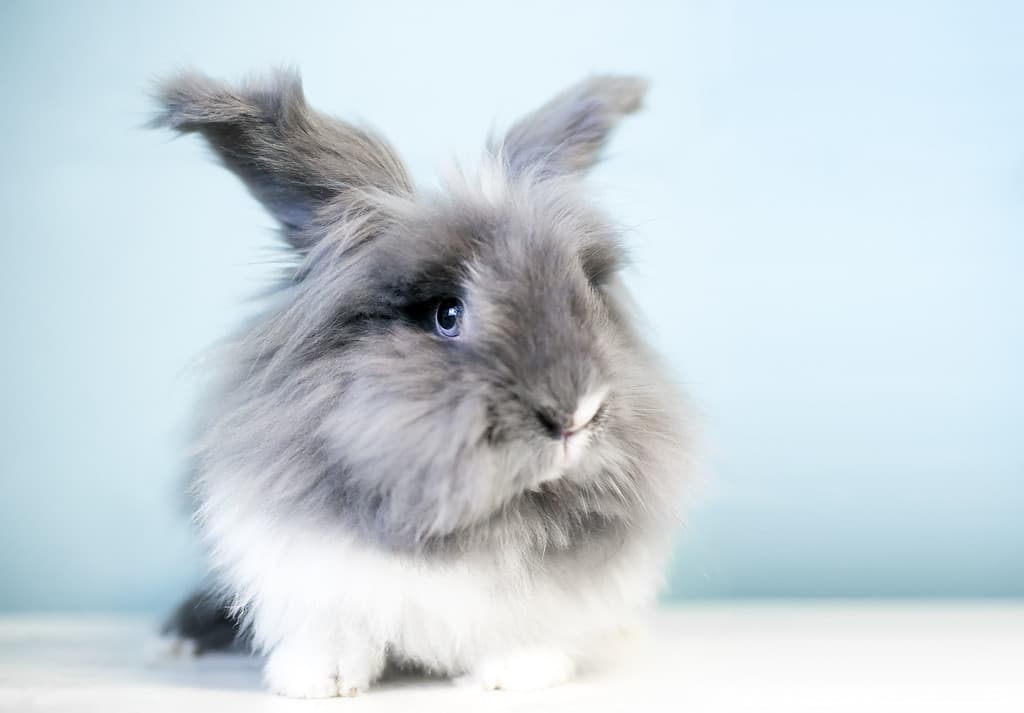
[[264, 648, 342, 699], [264, 643, 375, 698], [469, 649, 576, 691]]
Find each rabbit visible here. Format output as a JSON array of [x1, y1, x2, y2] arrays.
[[152, 68, 692, 698]]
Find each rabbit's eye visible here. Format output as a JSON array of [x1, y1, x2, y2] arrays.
[[434, 296, 464, 338]]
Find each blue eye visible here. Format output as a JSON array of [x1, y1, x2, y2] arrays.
[[434, 297, 464, 338]]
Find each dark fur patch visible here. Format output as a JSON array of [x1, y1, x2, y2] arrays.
[[162, 590, 246, 654]]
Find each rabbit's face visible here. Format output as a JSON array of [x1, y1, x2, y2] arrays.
[[300, 173, 644, 543], [158, 71, 682, 553]]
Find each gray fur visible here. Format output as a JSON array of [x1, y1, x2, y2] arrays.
[[151, 69, 410, 248], [498, 75, 648, 177], [155, 69, 688, 594]]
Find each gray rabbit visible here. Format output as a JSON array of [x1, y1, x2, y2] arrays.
[[153, 69, 692, 697]]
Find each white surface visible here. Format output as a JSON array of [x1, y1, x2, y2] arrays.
[[1, 603, 1022, 712]]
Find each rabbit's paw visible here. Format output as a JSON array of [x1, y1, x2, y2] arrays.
[[469, 649, 576, 691], [264, 642, 377, 698]]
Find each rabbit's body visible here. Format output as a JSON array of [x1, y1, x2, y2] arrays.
[[206, 487, 665, 693], [155, 70, 690, 697]]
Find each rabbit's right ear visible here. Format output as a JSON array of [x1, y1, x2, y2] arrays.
[[496, 75, 648, 180], [152, 69, 411, 249]]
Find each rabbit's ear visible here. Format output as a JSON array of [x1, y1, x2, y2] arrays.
[[496, 75, 648, 180], [152, 69, 411, 248]]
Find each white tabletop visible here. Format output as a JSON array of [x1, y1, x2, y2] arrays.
[[1, 602, 1021, 713]]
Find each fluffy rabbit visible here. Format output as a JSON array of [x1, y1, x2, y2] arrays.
[[153, 69, 691, 697]]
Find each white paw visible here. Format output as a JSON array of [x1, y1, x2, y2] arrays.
[[470, 649, 576, 691], [264, 644, 373, 698]]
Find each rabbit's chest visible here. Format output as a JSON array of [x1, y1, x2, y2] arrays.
[[215, 503, 660, 669], [313, 536, 645, 665], [238, 520, 653, 663]]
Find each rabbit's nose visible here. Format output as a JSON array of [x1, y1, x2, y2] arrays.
[[534, 388, 607, 440], [564, 388, 606, 437]]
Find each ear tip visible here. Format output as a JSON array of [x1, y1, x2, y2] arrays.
[[148, 70, 221, 130], [148, 68, 305, 131], [587, 74, 650, 114]]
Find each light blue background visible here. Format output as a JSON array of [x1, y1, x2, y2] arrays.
[[1, 1, 1021, 611]]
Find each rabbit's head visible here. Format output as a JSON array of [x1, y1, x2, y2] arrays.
[[155, 70, 684, 556]]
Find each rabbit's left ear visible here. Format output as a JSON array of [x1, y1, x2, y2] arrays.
[[496, 75, 648, 180], [152, 69, 412, 249]]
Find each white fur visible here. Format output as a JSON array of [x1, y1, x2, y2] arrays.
[[200, 476, 664, 697], [477, 157, 509, 206], [466, 648, 577, 690], [571, 387, 607, 433]]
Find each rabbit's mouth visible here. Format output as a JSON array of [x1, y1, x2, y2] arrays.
[[528, 400, 609, 490]]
